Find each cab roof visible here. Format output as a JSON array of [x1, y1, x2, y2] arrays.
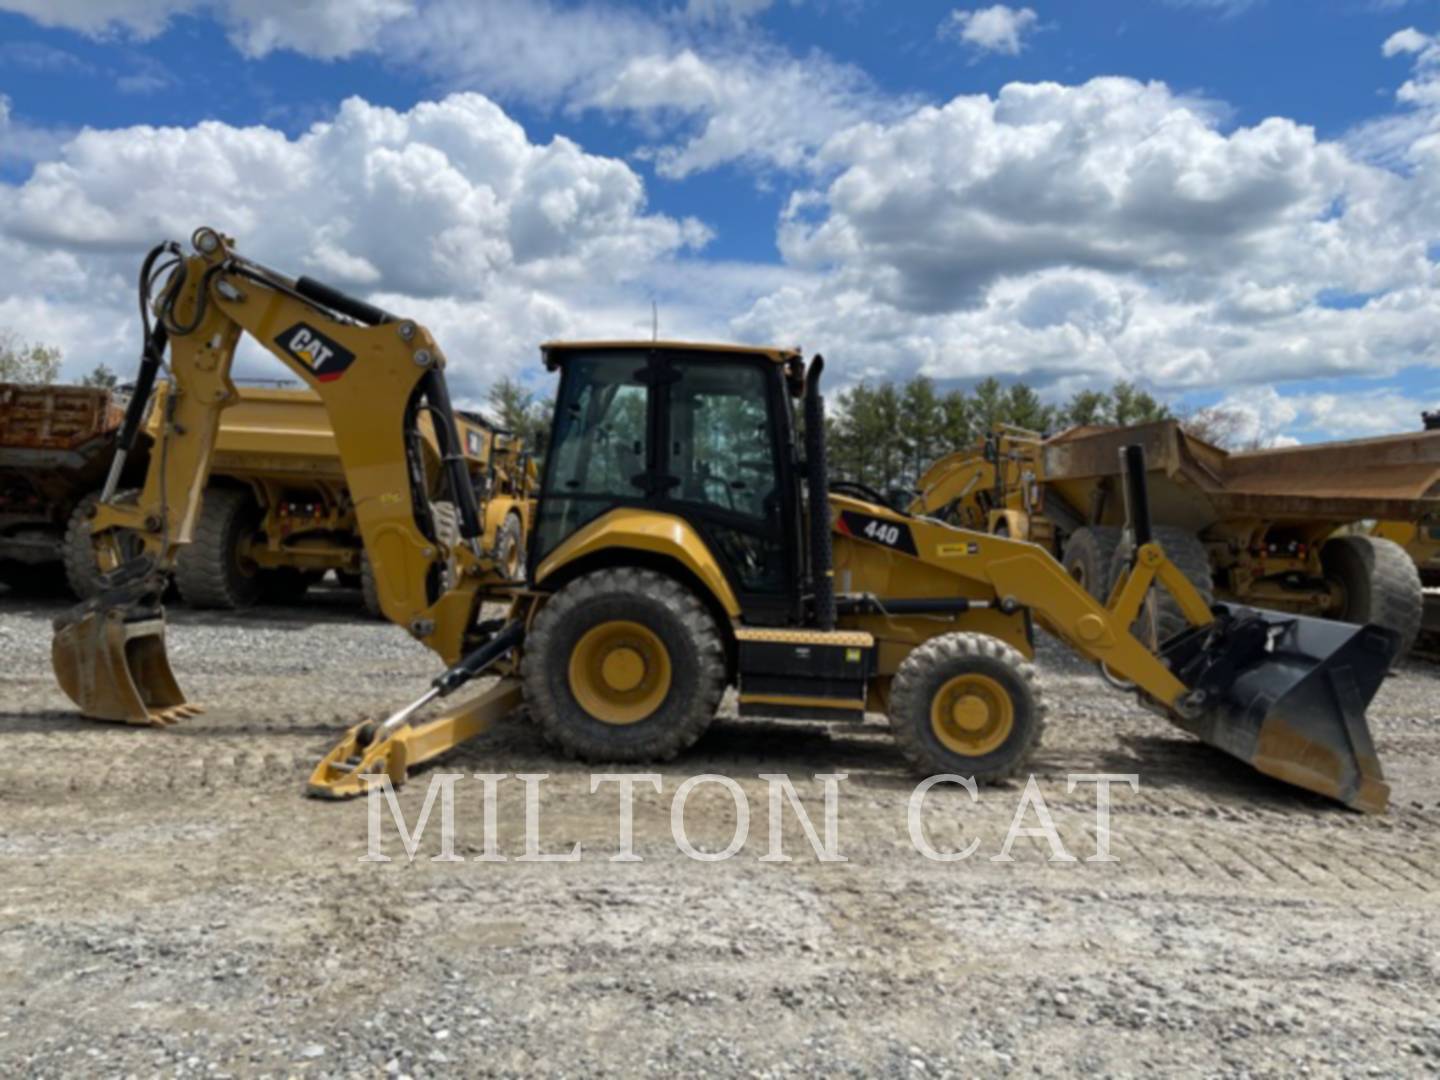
[[541, 339, 802, 370]]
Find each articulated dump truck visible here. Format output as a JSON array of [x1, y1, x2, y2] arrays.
[[48, 228, 1406, 817], [0, 380, 531, 608], [911, 420, 1440, 658]]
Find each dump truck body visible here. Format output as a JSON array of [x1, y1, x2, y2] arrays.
[[913, 420, 1439, 653]]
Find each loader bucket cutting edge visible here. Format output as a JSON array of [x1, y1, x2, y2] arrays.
[[51, 609, 195, 725], [1162, 603, 1396, 814]]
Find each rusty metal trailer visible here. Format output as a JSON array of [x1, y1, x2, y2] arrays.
[[0, 383, 127, 593]]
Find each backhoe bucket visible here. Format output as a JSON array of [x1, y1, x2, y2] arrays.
[[52, 602, 197, 726], [1162, 604, 1397, 813]]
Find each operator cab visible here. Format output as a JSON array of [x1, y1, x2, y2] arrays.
[[533, 341, 808, 625]]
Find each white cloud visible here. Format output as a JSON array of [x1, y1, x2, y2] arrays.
[[732, 73, 1440, 402], [0, 0, 416, 59], [679, 0, 776, 24], [0, 95, 72, 167], [0, 0, 894, 179], [1348, 26, 1440, 165], [0, 93, 717, 389], [4, 5, 1440, 444], [940, 6, 1039, 57], [393, 0, 895, 179], [594, 45, 893, 178], [1159, 0, 1260, 16], [1200, 385, 1433, 447]]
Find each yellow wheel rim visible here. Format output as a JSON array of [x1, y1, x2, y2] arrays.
[[568, 620, 672, 725], [930, 673, 1014, 756]]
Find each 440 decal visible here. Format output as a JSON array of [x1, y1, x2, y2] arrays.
[[836, 510, 918, 556]]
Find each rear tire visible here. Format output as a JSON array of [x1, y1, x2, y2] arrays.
[[1322, 534, 1423, 659], [63, 490, 146, 599], [522, 568, 725, 762], [888, 632, 1045, 784], [1111, 525, 1215, 648], [496, 510, 525, 579], [173, 486, 261, 609], [1062, 525, 1122, 602]]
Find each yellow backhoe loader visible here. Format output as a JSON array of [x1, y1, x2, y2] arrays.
[[52, 230, 1400, 813]]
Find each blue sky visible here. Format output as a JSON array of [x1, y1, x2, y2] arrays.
[[2, 0, 1439, 443]]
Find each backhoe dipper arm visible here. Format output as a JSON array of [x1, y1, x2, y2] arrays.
[[86, 227, 485, 666]]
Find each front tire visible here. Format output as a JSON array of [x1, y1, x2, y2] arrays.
[[63, 490, 145, 599], [522, 568, 725, 762], [888, 633, 1045, 784], [1322, 534, 1423, 659]]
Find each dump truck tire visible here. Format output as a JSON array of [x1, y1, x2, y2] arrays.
[[888, 632, 1045, 784], [359, 554, 381, 618], [173, 486, 261, 609], [63, 490, 146, 599], [496, 511, 525, 579], [1112, 525, 1215, 647], [1062, 525, 1123, 601], [1322, 534, 1423, 659], [523, 568, 725, 762]]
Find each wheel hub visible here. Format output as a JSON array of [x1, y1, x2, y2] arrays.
[[568, 620, 672, 725], [600, 646, 645, 692], [930, 673, 1014, 756]]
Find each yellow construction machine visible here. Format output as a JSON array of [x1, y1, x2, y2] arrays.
[[52, 230, 1401, 812], [911, 423, 1438, 657]]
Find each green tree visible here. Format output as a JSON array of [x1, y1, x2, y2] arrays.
[[1111, 380, 1170, 425], [0, 330, 62, 384], [486, 375, 552, 452], [969, 377, 1008, 432], [939, 388, 973, 450], [1003, 383, 1054, 431], [1061, 388, 1112, 427], [80, 363, 119, 389], [898, 376, 943, 489]]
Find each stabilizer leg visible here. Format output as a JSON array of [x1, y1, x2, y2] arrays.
[[307, 678, 523, 799]]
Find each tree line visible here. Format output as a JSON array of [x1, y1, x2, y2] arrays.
[[826, 375, 1173, 492], [4, 327, 1260, 483]]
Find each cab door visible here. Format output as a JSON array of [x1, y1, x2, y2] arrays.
[[656, 352, 800, 624]]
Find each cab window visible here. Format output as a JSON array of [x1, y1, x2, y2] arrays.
[[534, 352, 649, 562], [665, 357, 788, 596]]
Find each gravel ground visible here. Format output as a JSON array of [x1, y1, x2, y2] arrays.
[[2, 586, 1438, 1078]]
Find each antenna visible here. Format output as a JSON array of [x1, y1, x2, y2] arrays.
[[651, 300, 658, 342]]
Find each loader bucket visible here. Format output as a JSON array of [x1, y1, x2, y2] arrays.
[[52, 586, 198, 726], [1161, 604, 1397, 813]]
